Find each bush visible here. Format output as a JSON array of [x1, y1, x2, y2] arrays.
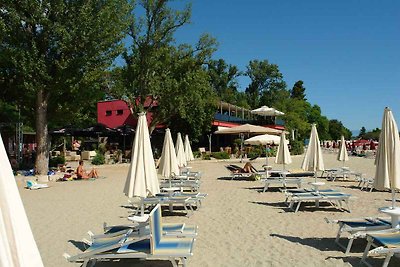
[[203, 154, 211, 160], [91, 151, 105, 165], [49, 156, 65, 168], [290, 140, 304, 155], [211, 151, 230, 159], [193, 151, 201, 158]]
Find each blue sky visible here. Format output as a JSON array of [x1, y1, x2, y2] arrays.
[[165, 0, 399, 132]]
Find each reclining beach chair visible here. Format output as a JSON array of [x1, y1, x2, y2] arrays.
[[225, 164, 264, 180], [361, 230, 400, 267], [262, 177, 303, 192], [64, 204, 195, 267], [90, 205, 198, 241], [286, 192, 352, 213], [325, 217, 392, 254]]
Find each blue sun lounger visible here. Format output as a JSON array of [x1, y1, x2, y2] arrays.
[[361, 231, 400, 267], [325, 217, 392, 254], [286, 192, 352, 213], [64, 204, 195, 267]]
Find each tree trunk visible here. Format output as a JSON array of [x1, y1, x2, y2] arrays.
[[35, 88, 49, 175]]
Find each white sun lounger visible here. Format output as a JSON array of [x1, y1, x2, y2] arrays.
[[325, 217, 392, 254], [262, 177, 303, 192], [64, 204, 195, 267], [361, 230, 400, 267], [286, 192, 352, 213]]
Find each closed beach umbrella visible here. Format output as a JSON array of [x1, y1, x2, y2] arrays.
[[158, 129, 179, 178], [124, 112, 160, 198], [175, 132, 187, 167], [0, 134, 44, 267], [301, 123, 325, 182], [275, 132, 292, 170], [337, 135, 349, 166], [184, 134, 194, 162], [374, 107, 400, 208]]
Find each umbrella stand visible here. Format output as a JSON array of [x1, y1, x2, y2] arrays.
[[265, 145, 269, 166], [392, 189, 396, 209]]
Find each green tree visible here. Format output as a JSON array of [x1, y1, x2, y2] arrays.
[[306, 104, 330, 140], [364, 128, 381, 140], [359, 126, 366, 138], [245, 59, 287, 108], [116, 0, 218, 140], [290, 80, 307, 101], [329, 119, 351, 140], [0, 0, 133, 175], [207, 59, 242, 105]]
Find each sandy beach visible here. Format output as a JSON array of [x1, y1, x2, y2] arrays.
[[18, 151, 400, 267]]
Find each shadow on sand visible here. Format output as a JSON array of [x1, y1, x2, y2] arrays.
[[269, 234, 361, 266], [250, 200, 350, 213]]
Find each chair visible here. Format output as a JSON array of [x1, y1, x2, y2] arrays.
[[325, 217, 392, 254], [225, 165, 262, 180], [26, 180, 49, 190], [262, 177, 303, 192], [361, 231, 400, 267], [64, 204, 195, 267], [94, 205, 198, 240], [286, 192, 352, 213]]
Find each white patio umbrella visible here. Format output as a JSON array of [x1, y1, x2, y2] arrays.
[[301, 123, 325, 182], [275, 132, 292, 171], [158, 128, 179, 179], [0, 134, 44, 267], [184, 134, 194, 162], [175, 132, 187, 168], [124, 112, 160, 199], [245, 134, 281, 166], [251, 106, 285, 116], [337, 135, 349, 167], [374, 107, 400, 208]]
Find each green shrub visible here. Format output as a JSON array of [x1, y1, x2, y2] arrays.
[[49, 156, 65, 167], [203, 154, 211, 160], [193, 151, 201, 158], [267, 147, 277, 157], [290, 140, 304, 155], [211, 151, 230, 159], [91, 152, 105, 165]]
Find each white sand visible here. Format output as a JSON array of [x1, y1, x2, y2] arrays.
[[19, 152, 400, 266]]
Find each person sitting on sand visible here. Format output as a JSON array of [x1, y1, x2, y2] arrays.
[[76, 160, 98, 179], [233, 162, 256, 173]]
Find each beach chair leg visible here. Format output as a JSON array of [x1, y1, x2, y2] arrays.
[[295, 201, 302, 212], [345, 238, 354, 255], [361, 237, 373, 265], [263, 183, 269, 192], [315, 200, 320, 208], [382, 252, 394, 267], [170, 258, 179, 267]]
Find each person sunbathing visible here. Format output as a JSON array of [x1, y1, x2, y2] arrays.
[[233, 162, 256, 173], [76, 160, 98, 179]]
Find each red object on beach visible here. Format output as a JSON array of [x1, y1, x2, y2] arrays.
[[370, 140, 377, 150]]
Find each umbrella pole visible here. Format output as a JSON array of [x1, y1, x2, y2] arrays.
[[265, 145, 268, 166], [392, 189, 396, 209]]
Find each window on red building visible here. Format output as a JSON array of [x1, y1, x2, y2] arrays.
[[116, 109, 123, 115], [106, 110, 112, 116]]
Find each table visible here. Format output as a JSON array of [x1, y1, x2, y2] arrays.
[[161, 187, 180, 212], [128, 214, 150, 235], [379, 207, 400, 228]]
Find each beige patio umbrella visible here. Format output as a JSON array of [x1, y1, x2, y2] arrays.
[[275, 132, 292, 171], [214, 123, 282, 135], [251, 105, 285, 116], [158, 128, 179, 178], [175, 132, 187, 168], [337, 135, 349, 167], [0, 134, 44, 267], [245, 134, 281, 166], [301, 123, 325, 182], [184, 134, 194, 162], [374, 107, 400, 208], [124, 112, 160, 198]]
